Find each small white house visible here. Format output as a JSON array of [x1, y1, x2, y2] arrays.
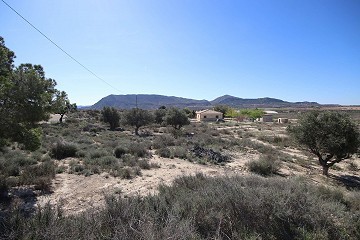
[[196, 109, 223, 122]]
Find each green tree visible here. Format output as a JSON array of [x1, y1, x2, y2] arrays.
[[226, 107, 240, 118], [240, 108, 264, 120], [165, 108, 190, 130], [183, 107, 195, 118], [123, 108, 153, 135], [288, 111, 360, 176], [102, 107, 121, 130], [214, 105, 230, 117], [154, 108, 167, 124], [52, 90, 77, 123], [1, 63, 57, 150], [0, 36, 70, 150]]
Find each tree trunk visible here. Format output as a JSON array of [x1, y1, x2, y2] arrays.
[[322, 165, 329, 176], [59, 114, 64, 123], [135, 127, 139, 136]]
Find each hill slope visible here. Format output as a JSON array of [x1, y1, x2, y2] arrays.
[[90, 94, 320, 109], [91, 94, 212, 110]]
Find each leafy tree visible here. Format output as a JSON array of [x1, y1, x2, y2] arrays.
[[123, 108, 153, 135], [240, 108, 264, 119], [214, 105, 230, 117], [0, 36, 71, 150], [165, 108, 190, 130], [226, 107, 240, 118], [52, 90, 77, 123], [183, 108, 195, 118], [1, 63, 57, 150], [288, 111, 360, 176], [102, 107, 121, 130], [154, 108, 167, 124]]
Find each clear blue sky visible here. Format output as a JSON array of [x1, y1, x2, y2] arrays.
[[1, 0, 359, 105]]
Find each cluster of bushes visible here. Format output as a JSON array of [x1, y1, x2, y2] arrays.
[[1, 174, 360, 239], [52, 140, 158, 178], [0, 149, 56, 193]]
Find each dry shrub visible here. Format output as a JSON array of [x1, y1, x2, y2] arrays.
[[246, 154, 282, 176]]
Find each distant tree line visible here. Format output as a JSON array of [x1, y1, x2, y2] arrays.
[[101, 106, 190, 135]]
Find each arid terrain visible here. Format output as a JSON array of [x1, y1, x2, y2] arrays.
[[36, 112, 360, 215]]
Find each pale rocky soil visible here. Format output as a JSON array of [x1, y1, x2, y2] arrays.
[[38, 152, 256, 215]]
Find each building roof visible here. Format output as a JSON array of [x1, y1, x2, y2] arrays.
[[196, 109, 223, 115], [264, 110, 278, 114]]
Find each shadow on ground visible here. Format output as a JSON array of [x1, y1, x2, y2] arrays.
[[332, 175, 360, 190]]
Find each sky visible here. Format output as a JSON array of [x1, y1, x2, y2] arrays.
[[1, 0, 359, 106]]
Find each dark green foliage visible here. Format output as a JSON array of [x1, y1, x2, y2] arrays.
[[50, 141, 77, 160], [1, 174, 360, 239], [288, 111, 360, 176], [183, 107, 195, 118], [0, 63, 56, 150], [122, 108, 154, 135], [246, 154, 282, 176], [0, 36, 73, 150], [114, 146, 127, 158], [154, 108, 167, 124], [101, 107, 120, 130], [165, 107, 190, 130]]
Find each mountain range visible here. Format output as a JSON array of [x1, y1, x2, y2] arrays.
[[89, 94, 320, 110]]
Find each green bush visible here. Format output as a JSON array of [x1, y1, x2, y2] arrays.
[[128, 143, 149, 158], [89, 149, 108, 159], [156, 147, 171, 158], [114, 147, 127, 158], [171, 146, 188, 159], [50, 141, 77, 160], [19, 160, 56, 191], [152, 135, 176, 149], [246, 154, 282, 176]]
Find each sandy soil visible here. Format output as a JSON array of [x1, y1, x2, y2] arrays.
[[38, 152, 255, 215]]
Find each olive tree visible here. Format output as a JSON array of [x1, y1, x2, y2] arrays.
[[288, 111, 360, 176], [165, 108, 190, 130], [102, 106, 121, 130], [154, 107, 167, 124], [122, 108, 153, 135], [52, 90, 77, 123]]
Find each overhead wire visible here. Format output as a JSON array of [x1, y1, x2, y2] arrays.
[[1, 0, 121, 93]]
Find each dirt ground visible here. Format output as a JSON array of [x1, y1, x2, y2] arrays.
[[38, 152, 255, 215]]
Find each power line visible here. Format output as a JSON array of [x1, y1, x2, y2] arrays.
[[1, 0, 121, 93]]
